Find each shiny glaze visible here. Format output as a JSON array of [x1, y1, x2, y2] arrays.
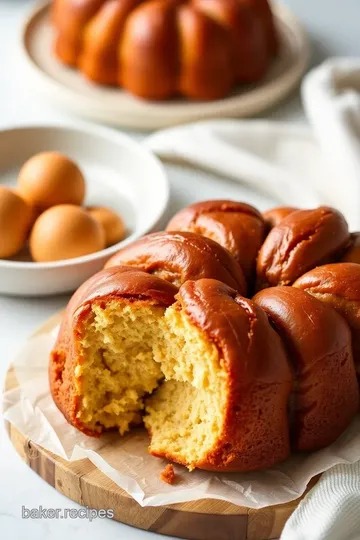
[[294, 262, 360, 378], [166, 200, 265, 280], [256, 206, 350, 289], [105, 231, 247, 294], [254, 286, 359, 451]]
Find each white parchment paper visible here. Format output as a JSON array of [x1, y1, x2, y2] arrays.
[[3, 328, 360, 508]]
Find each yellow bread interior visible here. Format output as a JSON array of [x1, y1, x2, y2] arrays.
[[146, 306, 228, 468], [73, 299, 227, 468], [75, 301, 163, 435]]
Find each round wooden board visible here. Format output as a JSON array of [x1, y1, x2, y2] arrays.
[[21, 1, 309, 129], [3, 312, 318, 540]]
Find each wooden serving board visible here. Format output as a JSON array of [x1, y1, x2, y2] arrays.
[[3, 313, 317, 540]]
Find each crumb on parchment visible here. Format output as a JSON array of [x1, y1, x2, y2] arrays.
[[160, 464, 176, 485]]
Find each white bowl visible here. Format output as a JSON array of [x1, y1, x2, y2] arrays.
[[0, 123, 169, 296]]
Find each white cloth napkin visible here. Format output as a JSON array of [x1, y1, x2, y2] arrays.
[[145, 58, 360, 539], [281, 463, 360, 540]]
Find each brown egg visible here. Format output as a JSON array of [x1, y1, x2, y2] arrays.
[[87, 206, 126, 246], [12, 187, 41, 227], [0, 186, 32, 258], [30, 204, 106, 262], [18, 152, 86, 211]]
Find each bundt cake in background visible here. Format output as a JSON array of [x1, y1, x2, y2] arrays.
[[50, 199, 360, 473], [51, 0, 278, 100]]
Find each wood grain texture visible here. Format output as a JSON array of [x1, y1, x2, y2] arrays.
[[3, 312, 318, 540]]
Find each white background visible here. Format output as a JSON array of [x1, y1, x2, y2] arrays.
[[1, 1, 359, 539]]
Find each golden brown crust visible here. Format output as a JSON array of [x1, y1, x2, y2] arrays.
[[105, 231, 247, 294], [120, 0, 181, 100], [294, 262, 360, 379], [341, 232, 360, 264], [150, 278, 293, 472], [192, 0, 269, 82], [52, 0, 106, 66], [49, 266, 177, 436], [254, 286, 359, 451], [80, 0, 139, 86], [52, 0, 276, 100], [262, 206, 298, 230], [256, 207, 350, 289], [166, 200, 265, 281]]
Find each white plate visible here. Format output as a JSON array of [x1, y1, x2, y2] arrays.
[[0, 123, 169, 296], [21, 1, 310, 130]]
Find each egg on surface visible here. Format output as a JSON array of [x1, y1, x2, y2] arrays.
[[30, 204, 106, 262], [88, 206, 126, 247], [0, 186, 32, 258], [18, 152, 86, 211]]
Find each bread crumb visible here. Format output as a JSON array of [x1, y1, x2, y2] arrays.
[[160, 464, 176, 485]]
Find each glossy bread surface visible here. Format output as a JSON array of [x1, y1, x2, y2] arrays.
[[166, 199, 265, 280], [254, 286, 359, 451], [256, 206, 350, 288], [105, 231, 247, 294], [294, 262, 360, 378]]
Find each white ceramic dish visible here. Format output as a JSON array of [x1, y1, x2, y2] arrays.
[[21, 1, 310, 130], [0, 124, 169, 296]]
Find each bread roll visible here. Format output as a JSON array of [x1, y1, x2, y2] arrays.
[[254, 286, 359, 450], [166, 200, 265, 281], [105, 231, 247, 293], [256, 207, 349, 289]]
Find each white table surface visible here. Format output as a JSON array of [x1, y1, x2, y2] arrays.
[[1, 1, 359, 539]]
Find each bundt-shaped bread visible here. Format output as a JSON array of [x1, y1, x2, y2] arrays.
[[52, 0, 277, 100], [50, 199, 360, 473], [254, 286, 358, 451], [166, 200, 265, 281], [256, 207, 350, 289], [294, 263, 360, 381], [105, 231, 247, 293]]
